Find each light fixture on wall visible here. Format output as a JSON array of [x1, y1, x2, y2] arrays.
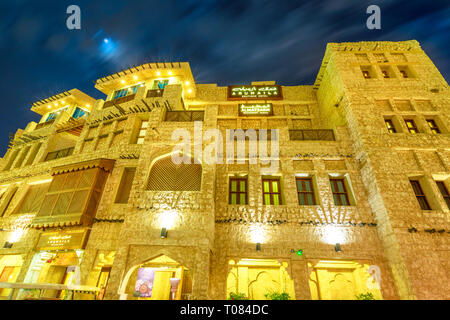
[[256, 243, 261, 251], [334, 243, 342, 252], [160, 228, 168, 239]]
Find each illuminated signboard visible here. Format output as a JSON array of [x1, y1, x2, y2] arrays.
[[36, 229, 89, 251], [238, 103, 273, 116], [228, 85, 282, 100]]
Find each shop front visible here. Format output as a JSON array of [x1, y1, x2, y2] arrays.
[[120, 254, 192, 300], [0, 254, 24, 299], [18, 228, 89, 300]]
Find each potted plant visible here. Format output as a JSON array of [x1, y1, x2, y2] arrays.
[[355, 292, 376, 300], [264, 291, 291, 300], [228, 292, 249, 300]]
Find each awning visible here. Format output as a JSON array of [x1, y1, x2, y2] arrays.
[[51, 158, 115, 175]]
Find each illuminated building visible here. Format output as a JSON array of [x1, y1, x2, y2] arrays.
[[0, 41, 448, 300]]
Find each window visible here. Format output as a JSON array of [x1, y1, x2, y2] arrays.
[[72, 107, 88, 119], [134, 120, 148, 144], [362, 70, 371, 79], [410, 180, 431, 210], [381, 70, 390, 78], [113, 84, 141, 100], [115, 168, 136, 204], [262, 178, 282, 205], [426, 119, 440, 134], [229, 178, 247, 205], [404, 119, 419, 134], [384, 119, 397, 133], [399, 70, 408, 78], [46, 112, 57, 122], [15, 183, 50, 214], [152, 80, 169, 90], [146, 155, 202, 191], [296, 178, 316, 205], [436, 181, 450, 209], [44, 147, 74, 161], [0, 187, 18, 217], [330, 179, 350, 206]]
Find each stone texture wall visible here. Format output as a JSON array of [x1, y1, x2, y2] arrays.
[[0, 41, 448, 300]]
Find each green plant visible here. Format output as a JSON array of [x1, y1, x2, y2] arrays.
[[264, 291, 291, 300], [355, 292, 376, 300], [228, 292, 249, 300]]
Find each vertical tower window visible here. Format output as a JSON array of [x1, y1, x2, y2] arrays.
[[229, 177, 247, 205], [262, 178, 282, 205], [404, 119, 419, 134], [410, 180, 431, 210], [330, 179, 350, 206], [296, 178, 316, 205], [134, 120, 148, 144], [115, 167, 136, 204], [436, 181, 450, 209], [384, 119, 397, 133], [426, 119, 440, 134]]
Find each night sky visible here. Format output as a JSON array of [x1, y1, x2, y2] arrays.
[[0, 0, 449, 156]]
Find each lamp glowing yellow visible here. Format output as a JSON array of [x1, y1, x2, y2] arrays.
[[168, 71, 173, 76], [9, 229, 24, 243], [133, 75, 138, 80], [86, 104, 90, 108], [121, 80, 125, 84], [187, 89, 193, 94], [156, 71, 161, 76], [159, 209, 178, 229], [185, 81, 190, 85], [322, 226, 347, 244], [249, 224, 265, 244]]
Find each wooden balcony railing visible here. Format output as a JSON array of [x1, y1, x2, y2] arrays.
[[289, 129, 335, 141], [164, 111, 204, 122], [34, 120, 55, 130], [146, 89, 164, 98], [103, 94, 136, 108]]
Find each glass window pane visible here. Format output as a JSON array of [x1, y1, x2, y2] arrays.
[[231, 194, 236, 204], [333, 194, 339, 205], [272, 181, 278, 192], [240, 193, 246, 204], [141, 121, 149, 128], [137, 138, 145, 144], [239, 181, 246, 192], [337, 181, 344, 193], [340, 194, 348, 206], [273, 195, 279, 205], [139, 129, 147, 137], [305, 180, 311, 192], [330, 181, 337, 193], [298, 194, 304, 205], [263, 181, 270, 193], [307, 194, 314, 205], [264, 194, 271, 205], [231, 181, 237, 192]]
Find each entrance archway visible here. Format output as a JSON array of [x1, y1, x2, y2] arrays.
[[119, 254, 191, 300], [226, 259, 295, 300], [308, 260, 383, 300]]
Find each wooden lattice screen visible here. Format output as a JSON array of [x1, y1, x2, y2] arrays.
[[146, 156, 202, 191]]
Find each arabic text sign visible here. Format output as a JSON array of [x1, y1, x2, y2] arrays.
[[36, 229, 88, 250], [228, 85, 282, 100], [238, 103, 273, 116]]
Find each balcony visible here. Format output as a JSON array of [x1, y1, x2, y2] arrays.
[[103, 94, 136, 108], [34, 120, 55, 131], [289, 129, 335, 141], [164, 111, 204, 122], [146, 89, 164, 98]]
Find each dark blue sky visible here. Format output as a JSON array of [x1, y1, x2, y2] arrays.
[[0, 0, 449, 156]]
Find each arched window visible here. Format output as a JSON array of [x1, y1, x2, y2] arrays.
[[146, 156, 201, 191]]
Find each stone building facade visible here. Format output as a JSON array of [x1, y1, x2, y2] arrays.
[[0, 40, 448, 300]]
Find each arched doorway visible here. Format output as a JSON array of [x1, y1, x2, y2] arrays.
[[226, 259, 295, 300], [120, 255, 192, 300], [308, 260, 383, 300]]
